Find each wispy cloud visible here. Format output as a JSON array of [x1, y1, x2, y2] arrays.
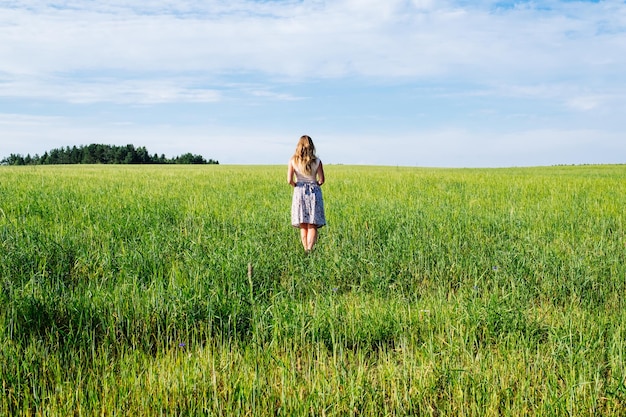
[[0, 74, 222, 103], [3, 1, 624, 82], [1, 0, 625, 165]]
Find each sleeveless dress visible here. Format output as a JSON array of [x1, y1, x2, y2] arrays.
[[291, 159, 326, 228]]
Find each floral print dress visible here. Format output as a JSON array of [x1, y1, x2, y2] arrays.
[[291, 160, 326, 228]]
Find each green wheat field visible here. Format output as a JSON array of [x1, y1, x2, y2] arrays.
[[1, 164, 625, 416]]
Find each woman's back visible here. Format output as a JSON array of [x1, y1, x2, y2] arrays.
[[292, 158, 319, 183]]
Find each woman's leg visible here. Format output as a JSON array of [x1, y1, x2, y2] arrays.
[[306, 224, 318, 251], [299, 224, 309, 250]]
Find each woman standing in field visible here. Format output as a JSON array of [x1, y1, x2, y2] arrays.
[[288, 135, 326, 253]]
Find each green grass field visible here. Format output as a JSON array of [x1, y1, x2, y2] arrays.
[[1, 164, 625, 416]]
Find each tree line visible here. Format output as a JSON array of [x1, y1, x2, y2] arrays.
[[1, 144, 218, 166]]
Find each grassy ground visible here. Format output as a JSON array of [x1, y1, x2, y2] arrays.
[[1, 164, 625, 415]]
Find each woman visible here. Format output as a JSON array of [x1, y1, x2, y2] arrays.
[[288, 135, 326, 253]]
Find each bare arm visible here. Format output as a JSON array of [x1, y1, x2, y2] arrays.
[[317, 160, 325, 186], [287, 159, 296, 187]]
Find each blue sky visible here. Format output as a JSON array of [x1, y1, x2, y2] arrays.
[[1, 0, 625, 166]]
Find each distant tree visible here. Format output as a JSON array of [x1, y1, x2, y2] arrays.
[[3, 154, 22, 165], [136, 147, 147, 163], [2, 144, 218, 166], [61, 147, 71, 164], [68, 146, 79, 164], [174, 153, 208, 164], [123, 145, 136, 164]]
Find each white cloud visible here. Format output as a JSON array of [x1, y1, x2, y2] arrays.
[[567, 95, 604, 111], [1, 1, 625, 166], [2, 0, 624, 82], [0, 75, 222, 104]]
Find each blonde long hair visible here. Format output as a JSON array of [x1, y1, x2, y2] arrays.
[[292, 135, 318, 175]]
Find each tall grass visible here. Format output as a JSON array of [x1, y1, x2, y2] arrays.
[[1, 164, 625, 415]]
